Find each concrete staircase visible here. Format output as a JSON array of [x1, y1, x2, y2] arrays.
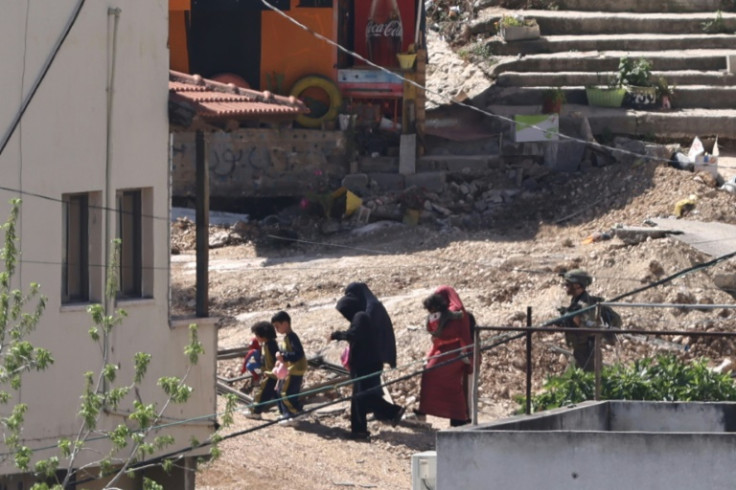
[[469, 0, 736, 141]]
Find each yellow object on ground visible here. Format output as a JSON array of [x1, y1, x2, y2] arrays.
[[674, 194, 697, 218], [331, 187, 362, 217]]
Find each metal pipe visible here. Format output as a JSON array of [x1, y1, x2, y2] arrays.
[[195, 130, 209, 317], [103, 5, 121, 382], [525, 306, 532, 415], [594, 304, 602, 400], [600, 302, 736, 309], [477, 325, 736, 337], [471, 323, 480, 425]]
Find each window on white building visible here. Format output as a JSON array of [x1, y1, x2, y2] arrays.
[[117, 188, 154, 300], [62, 192, 102, 304]]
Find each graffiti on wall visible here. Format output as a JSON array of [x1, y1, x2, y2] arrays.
[[171, 128, 348, 198]]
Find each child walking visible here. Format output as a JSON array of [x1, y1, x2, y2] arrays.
[[244, 321, 279, 420], [272, 310, 307, 424], [240, 336, 262, 393]]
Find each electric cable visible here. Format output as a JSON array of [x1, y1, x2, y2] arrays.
[[257, 0, 695, 167], [9, 281, 736, 469], [0, 0, 87, 157], [68, 330, 523, 489], [3, 0, 736, 480]]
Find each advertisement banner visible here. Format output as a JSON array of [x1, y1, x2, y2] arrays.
[[354, 0, 416, 68]]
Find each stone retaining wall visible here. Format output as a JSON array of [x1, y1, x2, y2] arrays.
[[171, 128, 349, 198]]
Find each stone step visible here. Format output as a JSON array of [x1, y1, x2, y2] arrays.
[[469, 5, 736, 143], [495, 71, 736, 88], [559, 0, 723, 13], [535, 11, 736, 35], [486, 104, 736, 141], [488, 51, 733, 75], [483, 85, 736, 109], [484, 33, 736, 57], [470, 10, 736, 36]]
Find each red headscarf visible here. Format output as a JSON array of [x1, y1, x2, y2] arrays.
[[432, 285, 472, 348]]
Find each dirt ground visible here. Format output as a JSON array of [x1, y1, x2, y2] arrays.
[[182, 152, 736, 489], [182, 25, 736, 490]]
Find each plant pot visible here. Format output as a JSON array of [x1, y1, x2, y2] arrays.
[[396, 53, 416, 71], [624, 85, 657, 108], [585, 87, 626, 107], [500, 24, 540, 41], [661, 95, 672, 110], [542, 99, 563, 114]]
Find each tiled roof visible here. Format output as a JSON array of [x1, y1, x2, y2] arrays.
[[169, 70, 308, 123]]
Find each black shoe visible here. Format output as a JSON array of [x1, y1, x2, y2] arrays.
[[348, 431, 370, 441], [391, 406, 406, 427]]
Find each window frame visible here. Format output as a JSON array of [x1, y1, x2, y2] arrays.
[[62, 192, 102, 305], [116, 188, 154, 301]]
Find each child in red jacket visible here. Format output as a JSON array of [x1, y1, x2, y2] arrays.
[[241, 337, 262, 386]]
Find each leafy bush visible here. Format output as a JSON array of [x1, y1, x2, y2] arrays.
[[516, 354, 736, 413], [498, 15, 538, 28], [702, 10, 733, 33], [617, 56, 653, 87]]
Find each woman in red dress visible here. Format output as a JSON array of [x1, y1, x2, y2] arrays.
[[416, 285, 473, 427]]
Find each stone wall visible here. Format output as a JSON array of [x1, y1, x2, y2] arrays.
[[171, 128, 349, 198]]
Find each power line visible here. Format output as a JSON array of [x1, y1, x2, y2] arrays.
[[257, 0, 684, 167], [15, 229, 736, 296], [9, 246, 736, 471], [0, 0, 87, 157], [0, 0, 729, 255], [0, 185, 169, 223]]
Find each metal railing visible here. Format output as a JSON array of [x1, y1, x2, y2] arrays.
[[472, 302, 736, 422]]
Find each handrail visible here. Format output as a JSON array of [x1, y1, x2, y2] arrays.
[[472, 302, 736, 418]]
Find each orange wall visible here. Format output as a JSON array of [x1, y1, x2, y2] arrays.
[[167, 0, 336, 92], [261, 2, 337, 94], [170, 0, 190, 10], [169, 9, 190, 73]]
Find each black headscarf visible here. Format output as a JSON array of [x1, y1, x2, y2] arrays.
[[344, 282, 397, 368], [334, 295, 381, 373], [336, 295, 362, 322]]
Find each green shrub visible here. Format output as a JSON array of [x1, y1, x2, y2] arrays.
[[516, 354, 736, 413], [702, 10, 732, 33], [617, 56, 653, 87]]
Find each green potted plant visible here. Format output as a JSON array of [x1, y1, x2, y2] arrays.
[[585, 73, 626, 108], [497, 15, 540, 41], [541, 87, 565, 114], [617, 56, 657, 108]]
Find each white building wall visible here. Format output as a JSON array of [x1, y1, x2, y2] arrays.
[[0, 0, 216, 477], [436, 401, 736, 490], [437, 431, 736, 489]]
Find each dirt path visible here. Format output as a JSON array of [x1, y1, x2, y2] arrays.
[[186, 156, 736, 488]]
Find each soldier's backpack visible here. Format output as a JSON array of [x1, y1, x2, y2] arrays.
[[589, 295, 622, 343]]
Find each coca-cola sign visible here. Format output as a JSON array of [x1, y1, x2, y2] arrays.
[[366, 19, 403, 38], [354, 0, 415, 67]]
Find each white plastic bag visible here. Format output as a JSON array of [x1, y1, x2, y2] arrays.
[[687, 136, 704, 162]]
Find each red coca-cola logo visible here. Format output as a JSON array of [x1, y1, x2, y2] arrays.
[[366, 19, 403, 38]]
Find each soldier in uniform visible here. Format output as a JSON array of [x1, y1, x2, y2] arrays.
[[558, 269, 598, 372]]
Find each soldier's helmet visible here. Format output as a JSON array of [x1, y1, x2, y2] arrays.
[[563, 269, 593, 288]]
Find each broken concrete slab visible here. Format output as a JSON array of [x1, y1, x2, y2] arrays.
[[613, 226, 682, 245], [650, 218, 736, 258], [713, 274, 736, 297], [405, 171, 447, 193]]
